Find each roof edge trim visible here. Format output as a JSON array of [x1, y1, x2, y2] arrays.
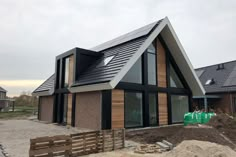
[[69, 82, 112, 93]]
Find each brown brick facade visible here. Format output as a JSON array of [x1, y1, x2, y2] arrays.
[[39, 96, 54, 122], [75, 91, 102, 130]]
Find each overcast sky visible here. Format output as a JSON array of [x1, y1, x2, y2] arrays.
[[0, 0, 236, 96]]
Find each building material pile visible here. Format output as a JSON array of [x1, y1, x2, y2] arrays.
[[134, 140, 173, 154]]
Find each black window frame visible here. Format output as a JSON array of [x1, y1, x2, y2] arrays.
[[116, 35, 192, 127], [124, 90, 144, 128]]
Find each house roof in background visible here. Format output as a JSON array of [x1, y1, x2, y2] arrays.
[[0, 86, 7, 93], [195, 60, 236, 93]]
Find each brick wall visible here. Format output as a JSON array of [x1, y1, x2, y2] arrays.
[[39, 96, 54, 122], [75, 91, 101, 130]]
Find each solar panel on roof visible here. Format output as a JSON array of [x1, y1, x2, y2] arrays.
[[91, 20, 161, 52], [223, 65, 236, 87]]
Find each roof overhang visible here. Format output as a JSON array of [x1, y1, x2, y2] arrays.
[[69, 82, 112, 93], [32, 88, 54, 97]]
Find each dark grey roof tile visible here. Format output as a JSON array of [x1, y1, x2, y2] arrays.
[[33, 74, 55, 93], [195, 60, 236, 93]]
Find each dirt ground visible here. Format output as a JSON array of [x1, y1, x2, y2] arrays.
[[0, 120, 90, 157], [208, 113, 236, 144], [126, 125, 235, 149], [84, 140, 236, 157]]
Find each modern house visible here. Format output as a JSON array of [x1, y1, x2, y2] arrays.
[[193, 60, 236, 115], [0, 86, 9, 111], [33, 17, 205, 130]]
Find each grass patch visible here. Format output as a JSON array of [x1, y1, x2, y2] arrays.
[[0, 105, 37, 119]]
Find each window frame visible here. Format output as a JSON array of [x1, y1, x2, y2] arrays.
[[124, 90, 144, 128], [147, 42, 157, 85]]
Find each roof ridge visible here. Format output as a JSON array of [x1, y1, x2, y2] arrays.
[[195, 59, 236, 70], [91, 19, 163, 52]]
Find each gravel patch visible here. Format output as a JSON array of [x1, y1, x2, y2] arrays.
[[0, 120, 91, 157]]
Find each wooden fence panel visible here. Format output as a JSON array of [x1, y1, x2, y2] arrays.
[[29, 129, 125, 157], [29, 135, 72, 157]]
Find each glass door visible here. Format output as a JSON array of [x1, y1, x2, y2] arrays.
[[62, 94, 68, 124], [171, 95, 189, 123], [149, 93, 158, 126]]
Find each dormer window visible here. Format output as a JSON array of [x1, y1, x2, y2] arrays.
[[97, 55, 114, 67], [205, 78, 215, 85]]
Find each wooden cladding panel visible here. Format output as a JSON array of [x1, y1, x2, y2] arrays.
[[68, 55, 74, 87], [67, 94, 73, 125], [157, 38, 167, 88], [158, 93, 168, 125], [112, 90, 124, 129]]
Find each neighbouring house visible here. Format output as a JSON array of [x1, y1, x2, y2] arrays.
[[193, 60, 236, 115], [33, 17, 205, 130], [0, 86, 9, 111]]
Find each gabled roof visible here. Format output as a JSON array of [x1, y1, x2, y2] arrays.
[[195, 60, 236, 94], [34, 17, 205, 96], [0, 86, 7, 93], [71, 17, 204, 96], [32, 74, 55, 96]]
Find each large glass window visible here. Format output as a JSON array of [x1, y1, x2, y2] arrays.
[[63, 57, 70, 87], [122, 57, 142, 84], [171, 95, 189, 123], [125, 92, 143, 127], [63, 94, 68, 123], [147, 43, 157, 85], [170, 63, 184, 88], [149, 94, 157, 125]]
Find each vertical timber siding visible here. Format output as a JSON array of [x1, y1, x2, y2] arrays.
[[75, 91, 101, 130], [68, 55, 74, 86], [112, 89, 124, 129], [39, 96, 54, 122], [158, 93, 168, 125], [67, 94, 73, 125], [157, 38, 167, 88], [67, 55, 74, 125]]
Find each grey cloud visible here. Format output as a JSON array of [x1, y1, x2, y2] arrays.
[[0, 0, 236, 81]]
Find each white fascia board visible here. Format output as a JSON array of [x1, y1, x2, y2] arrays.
[[162, 18, 206, 96], [69, 82, 112, 93], [109, 18, 168, 88], [32, 91, 52, 97]]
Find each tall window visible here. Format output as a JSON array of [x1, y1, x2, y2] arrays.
[[170, 63, 184, 88], [171, 95, 189, 123], [63, 57, 70, 87], [125, 92, 143, 127], [121, 57, 142, 84], [149, 93, 157, 125], [147, 43, 157, 85], [62, 94, 68, 123]]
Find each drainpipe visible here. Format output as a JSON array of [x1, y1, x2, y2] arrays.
[[204, 96, 208, 112]]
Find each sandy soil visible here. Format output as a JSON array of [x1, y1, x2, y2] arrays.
[[85, 140, 236, 157], [0, 120, 90, 157]]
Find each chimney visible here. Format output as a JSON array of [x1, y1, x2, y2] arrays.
[[217, 63, 224, 70]]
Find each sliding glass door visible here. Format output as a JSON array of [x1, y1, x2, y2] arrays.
[[125, 92, 143, 128], [171, 95, 189, 123]]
